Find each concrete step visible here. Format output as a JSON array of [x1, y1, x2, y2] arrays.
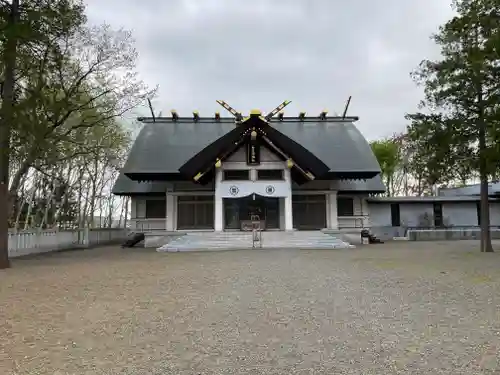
[[157, 231, 353, 252]]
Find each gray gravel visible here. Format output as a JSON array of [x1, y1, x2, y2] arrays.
[[1, 241, 500, 374]]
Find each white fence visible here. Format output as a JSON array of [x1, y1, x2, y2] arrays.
[[338, 216, 369, 229], [130, 219, 166, 231], [8, 228, 128, 258]]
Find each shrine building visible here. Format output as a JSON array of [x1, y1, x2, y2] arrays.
[[112, 101, 386, 233]]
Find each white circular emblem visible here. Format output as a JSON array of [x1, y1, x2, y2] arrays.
[[265, 185, 275, 195], [229, 186, 239, 196]]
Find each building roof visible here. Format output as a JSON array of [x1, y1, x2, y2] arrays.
[[113, 174, 386, 195], [112, 173, 170, 195], [113, 115, 384, 195], [334, 176, 386, 192], [120, 116, 381, 177], [438, 182, 500, 197], [367, 195, 499, 203]]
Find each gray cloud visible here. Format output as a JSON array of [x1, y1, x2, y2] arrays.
[[84, 0, 455, 139]]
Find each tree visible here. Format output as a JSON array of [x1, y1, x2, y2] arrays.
[[0, 0, 87, 268], [0, 0, 153, 266], [9, 23, 154, 200], [404, 113, 474, 194], [406, 0, 500, 252], [0, 0, 21, 269], [370, 137, 405, 196]]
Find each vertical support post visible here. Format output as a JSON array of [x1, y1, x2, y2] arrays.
[[214, 196, 223, 231], [279, 197, 285, 230], [328, 191, 338, 229], [166, 193, 175, 231], [283, 168, 293, 231], [361, 197, 370, 228], [83, 227, 90, 248], [214, 168, 224, 231], [284, 196, 293, 231]]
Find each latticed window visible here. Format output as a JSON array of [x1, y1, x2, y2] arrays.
[[177, 195, 214, 229], [292, 194, 326, 230]]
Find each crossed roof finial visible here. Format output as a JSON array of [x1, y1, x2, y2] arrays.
[[215, 100, 292, 123]]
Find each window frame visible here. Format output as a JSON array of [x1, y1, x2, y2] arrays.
[[145, 199, 167, 218], [337, 197, 354, 217], [257, 169, 284, 181], [177, 195, 214, 229], [223, 169, 250, 181]]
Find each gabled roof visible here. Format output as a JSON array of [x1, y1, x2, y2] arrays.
[[120, 117, 381, 180], [177, 116, 332, 184], [121, 119, 234, 178]]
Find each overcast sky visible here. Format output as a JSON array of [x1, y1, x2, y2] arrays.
[[84, 0, 455, 140]]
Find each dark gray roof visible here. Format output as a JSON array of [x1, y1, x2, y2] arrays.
[[335, 175, 385, 192], [113, 173, 386, 195], [121, 119, 234, 175], [112, 173, 169, 195], [121, 117, 381, 176], [271, 121, 380, 173]]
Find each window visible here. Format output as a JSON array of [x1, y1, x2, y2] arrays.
[[223, 170, 249, 180], [177, 195, 214, 229], [178, 195, 213, 202], [145, 199, 166, 218], [433, 203, 443, 227], [337, 197, 354, 216], [292, 195, 327, 229], [257, 169, 284, 180], [391, 203, 401, 227]]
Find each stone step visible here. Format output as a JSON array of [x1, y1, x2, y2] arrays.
[[157, 231, 353, 252]]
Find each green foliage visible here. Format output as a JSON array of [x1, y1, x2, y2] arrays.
[[1, 0, 154, 196], [371, 139, 401, 175], [404, 0, 500, 250], [0, 1, 86, 74], [370, 137, 402, 195], [404, 113, 475, 187], [405, 0, 500, 184], [10, 173, 79, 228]]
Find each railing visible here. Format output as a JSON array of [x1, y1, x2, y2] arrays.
[[338, 216, 369, 229], [406, 226, 500, 241], [8, 228, 128, 258], [130, 218, 166, 231], [251, 215, 262, 248]]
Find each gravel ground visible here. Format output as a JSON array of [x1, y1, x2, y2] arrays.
[[1, 241, 500, 374]]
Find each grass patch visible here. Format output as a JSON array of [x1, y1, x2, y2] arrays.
[[468, 273, 495, 284]]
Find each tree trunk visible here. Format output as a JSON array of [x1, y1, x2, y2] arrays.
[[478, 118, 493, 252], [0, 0, 20, 269], [8, 157, 36, 221], [24, 183, 37, 230], [123, 196, 129, 229], [40, 183, 56, 229], [13, 172, 28, 231]]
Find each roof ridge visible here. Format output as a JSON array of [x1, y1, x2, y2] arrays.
[[137, 116, 359, 123]]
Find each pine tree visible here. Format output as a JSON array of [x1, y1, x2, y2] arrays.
[[406, 0, 500, 252]]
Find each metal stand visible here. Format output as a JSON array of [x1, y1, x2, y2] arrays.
[[251, 215, 262, 248]]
